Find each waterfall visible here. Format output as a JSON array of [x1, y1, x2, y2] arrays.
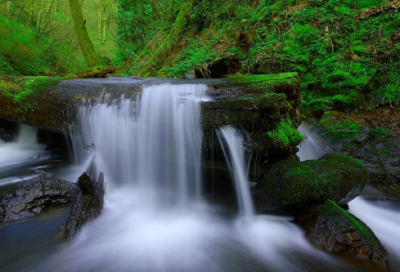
[[39, 82, 348, 272], [70, 84, 207, 205], [217, 126, 255, 218]]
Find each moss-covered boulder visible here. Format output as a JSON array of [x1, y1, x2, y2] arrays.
[[255, 153, 369, 213], [295, 200, 388, 271]]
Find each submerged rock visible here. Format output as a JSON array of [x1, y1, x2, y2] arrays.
[[255, 153, 369, 213], [64, 168, 105, 242], [0, 178, 78, 222], [295, 200, 388, 271]]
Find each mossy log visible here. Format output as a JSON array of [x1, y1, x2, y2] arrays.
[[0, 73, 301, 156]]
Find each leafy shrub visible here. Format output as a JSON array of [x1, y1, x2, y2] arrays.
[[0, 16, 49, 75]]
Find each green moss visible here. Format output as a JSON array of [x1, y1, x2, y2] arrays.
[[319, 119, 362, 142], [0, 76, 60, 111], [369, 127, 389, 139], [261, 153, 369, 206], [226, 73, 300, 94], [267, 119, 304, 148], [327, 200, 377, 249]]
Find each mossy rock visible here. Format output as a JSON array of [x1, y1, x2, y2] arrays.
[[295, 200, 388, 271], [255, 153, 369, 213], [224, 73, 300, 105]]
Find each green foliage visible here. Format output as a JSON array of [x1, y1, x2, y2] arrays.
[[0, 0, 122, 75], [357, 0, 385, 9], [166, 45, 217, 77], [0, 16, 50, 75]]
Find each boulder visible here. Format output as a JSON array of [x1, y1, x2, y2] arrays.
[[0, 178, 78, 222], [255, 153, 369, 213], [295, 200, 388, 271], [64, 166, 105, 242]]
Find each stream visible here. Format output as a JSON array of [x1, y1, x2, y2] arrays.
[[0, 81, 399, 271]]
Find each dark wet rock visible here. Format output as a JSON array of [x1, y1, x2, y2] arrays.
[[362, 183, 400, 202], [255, 153, 369, 213], [64, 168, 105, 242], [295, 200, 388, 271], [194, 56, 241, 78], [355, 126, 370, 142], [0, 118, 18, 142], [0, 178, 78, 222]]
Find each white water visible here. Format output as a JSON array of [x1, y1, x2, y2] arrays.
[[70, 84, 206, 204], [39, 83, 349, 271], [0, 125, 49, 183], [297, 124, 331, 161], [350, 198, 400, 266], [217, 126, 254, 218]]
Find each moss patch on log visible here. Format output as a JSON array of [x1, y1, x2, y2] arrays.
[[0, 76, 61, 111], [226, 73, 299, 93]]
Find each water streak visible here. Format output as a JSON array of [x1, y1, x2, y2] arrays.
[[297, 124, 331, 161], [217, 126, 254, 218]]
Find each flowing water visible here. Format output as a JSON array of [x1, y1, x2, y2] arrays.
[[217, 126, 254, 218], [0, 82, 388, 271], [0, 125, 52, 185], [297, 124, 332, 161], [298, 125, 400, 270]]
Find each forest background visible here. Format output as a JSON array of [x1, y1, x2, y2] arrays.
[[0, 0, 399, 117]]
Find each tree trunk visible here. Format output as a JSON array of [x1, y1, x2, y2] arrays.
[[68, 0, 102, 68]]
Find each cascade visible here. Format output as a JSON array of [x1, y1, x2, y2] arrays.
[[0, 82, 354, 272], [71, 83, 207, 204], [217, 126, 255, 218], [42, 83, 340, 272]]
